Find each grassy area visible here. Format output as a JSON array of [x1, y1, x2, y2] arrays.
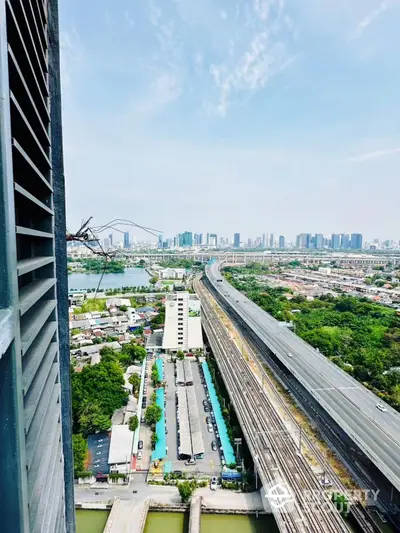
[[74, 298, 107, 313]]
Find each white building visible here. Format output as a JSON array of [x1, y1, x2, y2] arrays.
[[162, 292, 203, 352], [159, 268, 186, 280]]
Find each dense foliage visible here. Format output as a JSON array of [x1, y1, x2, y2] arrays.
[[224, 267, 400, 410], [178, 480, 196, 502], [71, 360, 128, 434], [72, 434, 88, 477], [80, 258, 125, 273]]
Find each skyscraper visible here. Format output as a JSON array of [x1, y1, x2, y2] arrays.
[[279, 235, 285, 249], [234, 233, 240, 248], [315, 234, 324, 249], [351, 233, 363, 250], [179, 231, 193, 247], [124, 231, 130, 248], [0, 1, 74, 532], [209, 233, 217, 247], [341, 234, 350, 249], [269, 233, 274, 248], [157, 234, 163, 249], [298, 233, 311, 249], [109, 233, 113, 246], [331, 234, 341, 250]]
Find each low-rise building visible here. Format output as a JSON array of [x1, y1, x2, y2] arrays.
[[108, 425, 134, 474]]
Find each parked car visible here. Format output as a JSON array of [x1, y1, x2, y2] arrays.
[[208, 425, 213, 433], [206, 416, 211, 425], [204, 405, 209, 413], [210, 476, 218, 491], [137, 451, 142, 460], [138, 440, 143, 450], [202, 399, 208, 407], [141, 415, 145, 423], [211, 440, 217, 451], [185, 457, 196, 466]]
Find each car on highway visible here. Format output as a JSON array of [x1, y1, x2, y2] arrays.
[[138, 440, 144, 450], [287, 352, 293, 358], [210, 476, 218, 491], [376, 404, 387, 412], [211, 440, 217, 451]]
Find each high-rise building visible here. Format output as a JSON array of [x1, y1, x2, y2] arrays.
[[351, 233, 363, 250], [162, 292, 202, 351], [109, 233, 113, 246], [269, 233, 274, 248], [157, 234, 163, 249], [341, 234, 350, 249], [233, 233, 240, 248], [124, 231, 130, 248], [262, 233, 266, 248], [315, 234, 324, 249], [0, 1, 75, 532], [279, 235, 285, 249], [179, 231, 193, 247], [198, 233, 203, 246], [331, 234, 341, 250], [298, 233, 311, 249], [209, 233, 217, 247]]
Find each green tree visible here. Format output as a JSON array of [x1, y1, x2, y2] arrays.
[[78, 401, 111, 436], [119, 305, 128, 312], [145, 404, 162, 425], [149, 276, 158, 285], [178, 481, 196, 503], [151, 432, 159, 446], [72, 434, 88, 477], [176, 350, 185, 360], [71, 360, 128, 433], [128, 373, 141, 396], [129, 415, 139, 432]]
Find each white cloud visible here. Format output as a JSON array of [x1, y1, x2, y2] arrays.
[[124, 10, 135, 28], [210, 32, 293, 117], [350, 147, 400, 162], [351, 2, 388, 39], [150, 0, 162, 26], [220, 10, 228, 20]]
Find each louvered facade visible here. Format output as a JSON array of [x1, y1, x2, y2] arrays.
[[0, 1, 74, 533]]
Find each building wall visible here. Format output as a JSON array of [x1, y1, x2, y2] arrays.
[[0, 1, 73, 532], [163, 292, 190, 351]]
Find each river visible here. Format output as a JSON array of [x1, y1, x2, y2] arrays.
[[68, 267, 150, 291]]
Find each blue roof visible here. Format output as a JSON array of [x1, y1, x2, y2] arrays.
[[202, 362, 236, 465], [151, 387, 167, 461], [137, 306, 155, 313]]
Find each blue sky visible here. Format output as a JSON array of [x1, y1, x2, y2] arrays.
[[60, 0, 400, 242]]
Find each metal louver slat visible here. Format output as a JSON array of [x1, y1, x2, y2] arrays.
[[17, 255, 54, 276], [19, 278, 56, 315]]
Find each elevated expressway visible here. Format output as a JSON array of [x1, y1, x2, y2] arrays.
[[195, 279, 352, 533], [205, 261, 400, 499]]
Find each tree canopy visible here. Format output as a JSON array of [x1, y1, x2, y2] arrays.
[[71, 360, 128, 434], [72, 434, 88, 477], [145, 404, 162, 425]]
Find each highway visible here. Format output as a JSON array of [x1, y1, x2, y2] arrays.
[[206, 261, 400, 495], [195, 279, 352, 533]]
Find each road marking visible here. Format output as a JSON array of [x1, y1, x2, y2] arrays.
[[313, 387, 334, 391]]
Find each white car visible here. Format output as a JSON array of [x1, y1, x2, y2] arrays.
[[185, 458, 196, 466], [376, 404, 387, 412], [287, 352, 293, 358], [137, 451, 142, 460], [210, 476, 218, 491], [208, 425, 213, 433]]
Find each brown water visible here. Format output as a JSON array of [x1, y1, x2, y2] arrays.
[[75, 509, 110, 533]]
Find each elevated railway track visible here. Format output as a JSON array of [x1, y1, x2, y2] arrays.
[[195, 279, 354, 533]]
